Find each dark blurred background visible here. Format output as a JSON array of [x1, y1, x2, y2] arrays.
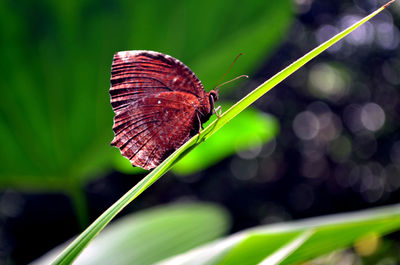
[[0, 0, 399, 264]]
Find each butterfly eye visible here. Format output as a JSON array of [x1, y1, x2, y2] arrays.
[[209, 89, 219, 102]]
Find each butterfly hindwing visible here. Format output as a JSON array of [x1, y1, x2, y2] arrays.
[[111, 92, 201, 169]]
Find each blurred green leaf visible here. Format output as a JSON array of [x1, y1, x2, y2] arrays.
[[114, 104, 279, 175], [112, 148, 148, 175], [0, 0, 292, 186], [33, 202, 230, 265], [173, 104, 278, 175], [158, 204, 400, 265]]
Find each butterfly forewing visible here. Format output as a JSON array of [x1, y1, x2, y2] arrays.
[[110, 50, 206, 112]]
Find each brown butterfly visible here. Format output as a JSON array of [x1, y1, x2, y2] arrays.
[[110, 50, 219, 170]]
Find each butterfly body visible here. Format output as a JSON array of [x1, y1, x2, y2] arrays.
[[110, 50, 218, 170]]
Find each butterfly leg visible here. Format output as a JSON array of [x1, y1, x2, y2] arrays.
[[196, 112, 203, 135], [213, 105, 222, 119], [192, 112, 204, 145]]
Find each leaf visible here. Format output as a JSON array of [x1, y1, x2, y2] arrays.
[[158, 204, 400, 265], [33, 203, 230, 265], [257, 231, 313, 265], [51, 2, 394, 264], [0, 0, 293, 188]]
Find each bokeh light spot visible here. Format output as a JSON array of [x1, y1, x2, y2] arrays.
[[375, 22, 400, 50], [316, 24, 342, 52], [308, 63, 349, 101], [293, 111, 320, 140], [340, 16, 374, 46], [236, 137, 263, 160], [354, 233, 381, 256], [360, 103, 385, 132]]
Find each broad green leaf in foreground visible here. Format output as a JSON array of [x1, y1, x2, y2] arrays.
[[158, 204, 400, 265], [52, 2, 394, 264], [34, 203, 229, 265], [114, 104, 279, 176]]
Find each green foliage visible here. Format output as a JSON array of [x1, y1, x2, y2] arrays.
[[33, 203, 230, 265], [0, 0, 292, 187], [40, 203, 400, 265], [159, 204, 400, 265]]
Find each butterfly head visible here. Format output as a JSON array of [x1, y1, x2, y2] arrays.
[[208, 89, 219, 110]]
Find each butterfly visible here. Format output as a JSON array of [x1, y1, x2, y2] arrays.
[[110, 50, 219, 170]]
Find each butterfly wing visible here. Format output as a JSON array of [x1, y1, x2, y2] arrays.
[[110, 50, 207, 169], [110, 50, 206, 113], [111, 92, 200, 169]]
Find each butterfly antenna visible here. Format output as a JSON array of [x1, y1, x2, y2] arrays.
[[214, 53, 244, 88], [215, 75, 249, 89]]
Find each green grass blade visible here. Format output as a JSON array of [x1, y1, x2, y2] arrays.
[[51, 2, 393, 264]]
